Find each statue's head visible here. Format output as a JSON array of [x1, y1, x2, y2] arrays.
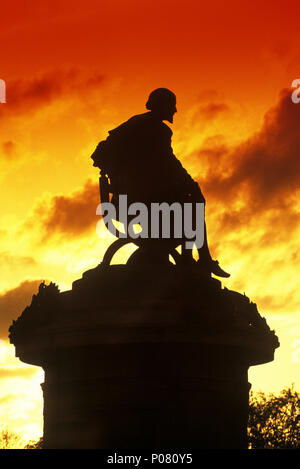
[[146, 88, 177, 123]]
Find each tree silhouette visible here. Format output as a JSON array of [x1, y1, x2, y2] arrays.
[[0, 427, 42, 449], [248, 386, 300, 449], [0, 427, 24, 449]]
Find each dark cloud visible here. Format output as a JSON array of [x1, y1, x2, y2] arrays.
[[185, 87, 300, 274], [0, 280, 42, 340], [199, 89, 300, 208], [34, 179, 99, 239], [188, 100, 230, 127], [0, 68, 105, 119]]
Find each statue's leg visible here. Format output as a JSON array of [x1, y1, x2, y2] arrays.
[[197, 220, 211, 261], [196, 208, 230, 278]]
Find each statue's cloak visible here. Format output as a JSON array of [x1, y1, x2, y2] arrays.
[[92, 112, 198, 203]]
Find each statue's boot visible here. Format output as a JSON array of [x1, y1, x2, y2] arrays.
[[198, 257, 230, 278]]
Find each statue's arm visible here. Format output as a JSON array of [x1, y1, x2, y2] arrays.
[[169, 151, 205, 202]]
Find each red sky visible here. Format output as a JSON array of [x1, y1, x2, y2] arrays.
[[0, 0, 300, 442]]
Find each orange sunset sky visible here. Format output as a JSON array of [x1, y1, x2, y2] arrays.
[[0, 0, 300, 442]]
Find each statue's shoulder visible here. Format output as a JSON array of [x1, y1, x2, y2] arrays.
[[108, 113, 172, 139], [108, 113, 150, 136], [132, 114, 173, 143]]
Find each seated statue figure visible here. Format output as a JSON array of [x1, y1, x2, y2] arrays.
[[91, 88, 229, 278]]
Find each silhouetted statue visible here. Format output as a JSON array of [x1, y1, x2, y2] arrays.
[[91, 88, 229, 278], [9, 90, 280, 449]]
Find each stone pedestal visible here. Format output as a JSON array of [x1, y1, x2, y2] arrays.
[[9, 263, 279, 448]]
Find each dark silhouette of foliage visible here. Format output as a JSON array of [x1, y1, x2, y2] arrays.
[[248, 386, 300, 449], [0, 427, 43, 449], [1, 388, 299, 448], [0, 428, 24, 449], [24, 437, 43, 449]]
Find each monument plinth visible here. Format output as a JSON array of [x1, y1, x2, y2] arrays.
[[9, 263, 279, 449]]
